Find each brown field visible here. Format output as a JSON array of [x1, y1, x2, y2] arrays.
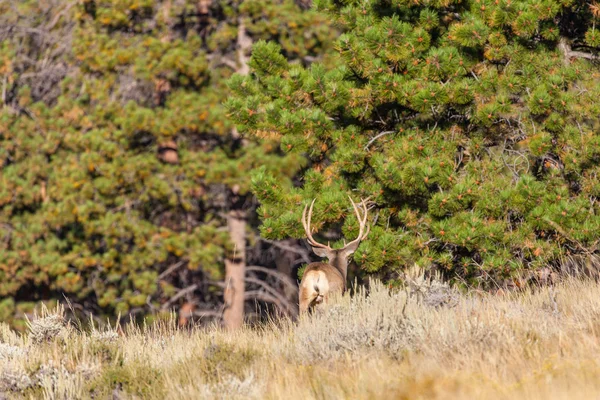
[[2, 276, 600, 399]]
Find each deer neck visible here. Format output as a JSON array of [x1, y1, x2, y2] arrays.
[[328, 253, 348, 281]]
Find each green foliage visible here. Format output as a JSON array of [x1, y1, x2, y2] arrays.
[[229, 0, 600, 287]]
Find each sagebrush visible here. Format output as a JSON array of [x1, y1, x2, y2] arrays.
[[3, 277, 600, 399]]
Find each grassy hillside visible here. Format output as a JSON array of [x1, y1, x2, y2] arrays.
[[2, 275, 600, 399]]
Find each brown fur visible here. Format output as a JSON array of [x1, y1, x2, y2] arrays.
[[299, 262, 346, 314]]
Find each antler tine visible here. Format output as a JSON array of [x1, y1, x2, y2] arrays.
[[302, 198, 331, 250], [301, 200, 311, 237], [360, 197, 371, 240], [348, 196, 365, 239], [343, 195, 371, 249]]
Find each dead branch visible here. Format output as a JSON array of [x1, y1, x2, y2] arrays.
[[259, 238, 312, 264], [559, 38, 600, 65], [245, 276, 297, 315], [192, 309, 222, 319], [46, 1, 77, 30], [364, 131, 395, 151], [161, 284, 198, 310], [245, 290, 288, 311], [246, 265, 298, 293], [157, 260, 186, 281]]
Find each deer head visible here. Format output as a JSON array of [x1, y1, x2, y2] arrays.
[[301, 196, 370, 281]]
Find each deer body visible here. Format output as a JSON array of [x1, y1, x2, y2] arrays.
[[298, 197, 370, 314], [299, 262, 342, 314]]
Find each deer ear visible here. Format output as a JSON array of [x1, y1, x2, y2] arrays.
[[311, 246, 331, 258], [339, 241, 360, 258]]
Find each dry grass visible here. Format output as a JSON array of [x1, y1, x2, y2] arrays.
[[3, 277, 600, 399]]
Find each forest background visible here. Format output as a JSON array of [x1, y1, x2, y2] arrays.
[[2, 0, 600, 330]]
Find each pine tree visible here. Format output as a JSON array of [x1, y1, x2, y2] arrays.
[[0, 0, 334, 329], [228, 0, 600, 288]]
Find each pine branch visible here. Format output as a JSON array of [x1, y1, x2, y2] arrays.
[[544, 218, 600, 254]]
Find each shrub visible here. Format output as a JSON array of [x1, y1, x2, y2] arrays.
[[228, 0, 600, 288]]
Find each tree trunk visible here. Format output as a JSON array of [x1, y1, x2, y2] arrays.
[[231, 17, 252, 140], [222, 18, 252, 330], [223, 209, 246, 330]]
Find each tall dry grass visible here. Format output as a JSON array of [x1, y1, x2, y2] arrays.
[[2, 276, 600, 399]]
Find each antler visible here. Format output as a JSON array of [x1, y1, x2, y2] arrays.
[[302, 197, 370, 251], [302, 199, 333, 250], [342, 196, 370, 251]]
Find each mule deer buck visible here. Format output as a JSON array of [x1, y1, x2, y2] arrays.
[[298, 196, 370, 314]]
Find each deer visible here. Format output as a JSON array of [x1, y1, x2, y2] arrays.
[[298, 196, 370, 314]]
